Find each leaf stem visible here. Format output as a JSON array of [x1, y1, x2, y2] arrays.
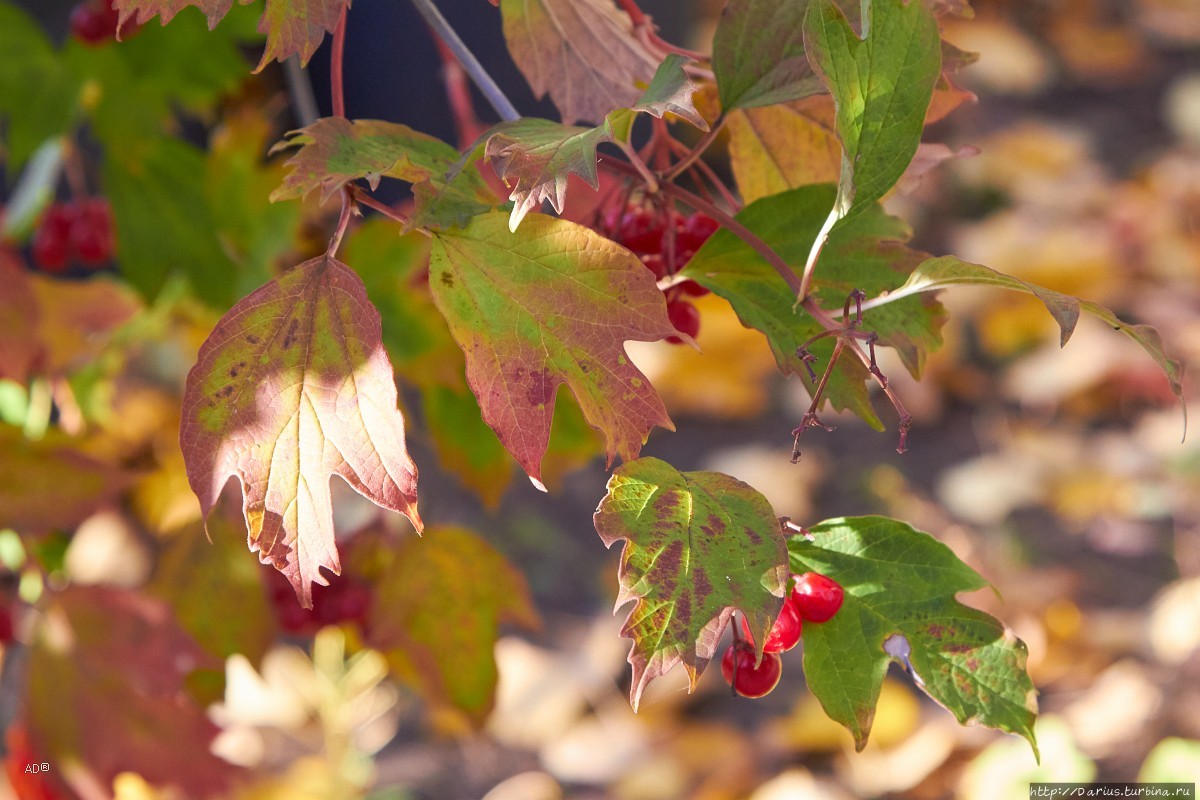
[[407, 0, 520, 122], [330, 5, 348, 118], [350, 187, 412, 227], [666, 137, 738, 210], [663, 117, 725, 182], [327, 187, 355, 257], [797, 208, 837, 302]]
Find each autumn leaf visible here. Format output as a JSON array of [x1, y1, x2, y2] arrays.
[[593, 457, 789, 709], [789, 517, 1039, 756], [428, 211, 676, 487], [0, 252, 40, 382], [713, 0, 850, 111], [179, 254, 422, 607], [480, 54, 707, 231], [500, 0, 661, 125], [880, 255, 1186, 407], [112, 0, 348, 70], [270, 117, 494, 211], [362, 527, 539, 728], [804, 0, 941, 227], [726, 95, 841, 204], [29, 586, 236, 797]]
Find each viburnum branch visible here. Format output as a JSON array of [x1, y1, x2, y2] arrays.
[[667, 138, 739, 210], [327, 186, 356, 256], [615, 141, 659, 194], [349, 186, 411, 228], [408, 0, 520, 122], [791, 338, 842, 462], [330, 4, 347, 118], [663, 117, 726, 182]]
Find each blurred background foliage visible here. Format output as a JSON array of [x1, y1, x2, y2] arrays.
[[1, 0, 1199, 798]]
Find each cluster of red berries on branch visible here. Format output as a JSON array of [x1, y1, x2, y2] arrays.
[[69, 0, 128, 45], [605, 202, 718, 344], [30, 199, 115, 274], [266, 568, 372, 637], [722, 572, 845, 699]]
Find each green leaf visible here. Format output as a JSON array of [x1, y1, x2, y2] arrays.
[[789, 516, 1038, 755], [270, 117, 494, 211], [682, 184, 946, 428], [179, 254, 423, 608], [113, 0, 345, 69], [103, 137, 241, 307], [624, 53, 709, 133], [804, 0, 941, 226], [0, 4, 79, 168], [499, 0, 660, 125], [428, 211, 675, 487], [882, 256, 1186, 409], [147, 515, 274, 666], [594, 457, 789, 709], [363, 526, 539, 726], [713, 0, 840, 110]]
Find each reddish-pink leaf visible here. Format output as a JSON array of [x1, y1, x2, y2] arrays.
[[180, 254, 421, 607], [28, 587, 235, 797], [428, 211, 676, 487], [112, 0, 350, 69], [594, 457, 789, 709]]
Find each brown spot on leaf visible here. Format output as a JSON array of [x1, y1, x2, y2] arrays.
[[440, 271, 454, 288], [692, 567, 712, 600], [228, 361, 248, 379], [246, 334, 261, 345], [215, 385, 234, 399], [281, 318, 301, 350], [743, 526, 761, 545]]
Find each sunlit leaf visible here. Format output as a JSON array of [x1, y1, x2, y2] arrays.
[[29, 586, 236, 797], [682, 184, 946, 429], [499, 0, 661, 125], [805, 0, 941, 226], [179, 254, 422, 607], [428, 211, 675, 487], [726, 95, 841, 204], [594, 457, 789, 709], [364, 527, 539, 727], [790, 516, 1038, 755], [112, 0, 347, 69], [884, 256, 1185, 409]]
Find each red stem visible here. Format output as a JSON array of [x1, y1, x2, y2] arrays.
[[327, 187, 354, 256], [663, 117, 725, 182], [330, 6, 348, 118], [433, 34, 484, 147]]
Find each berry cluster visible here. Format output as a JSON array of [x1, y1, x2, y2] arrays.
[[607, 204, 718, 344], [722, 572, 845, 699], [30, 200, 114, 274], [69, 0, 124, 45], [266, 569, 372, 636]]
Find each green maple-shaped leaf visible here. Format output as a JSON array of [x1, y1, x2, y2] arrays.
[[270, 117, 495, 218], [682, 184, 946, 429], [479, 54, 706, 231], [112, 0, 348, 70], [805, 0, 941, 227], [179, 254, 422, 608], [428, 211, 675, 487], [594, 457, 789, 709], [881, 256, 1186, 407], [363, 526, 539, 726], [790, 516, 1038, 755], [500, 0, 661, 125], [714, 0, 859, 111]]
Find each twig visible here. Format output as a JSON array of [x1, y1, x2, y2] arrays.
[[283, 56, 320, 127], [330, 5, 348, 118], [666, 137, 738, 210], [663, 117, 725, 182], [432, 35, 484, 146], [407, 0, 520, 122]]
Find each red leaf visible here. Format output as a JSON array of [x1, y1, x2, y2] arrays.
[[180, 254, 421, 607]]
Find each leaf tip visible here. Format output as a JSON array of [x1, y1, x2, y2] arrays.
[[528, 475, 548, 493]]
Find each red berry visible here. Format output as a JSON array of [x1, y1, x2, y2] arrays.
[[31, 204, 77, 273], [740, 599, 802, 653], [640, 253, 668, 279], [677, 213, 719, 253], [665, 299, 700, 344], [721, 642, 782, 698], [70, 0, 120, 45], [792, 572, 844, 622], [615, 207, 665, 255], [69, 199, 114, 266]]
